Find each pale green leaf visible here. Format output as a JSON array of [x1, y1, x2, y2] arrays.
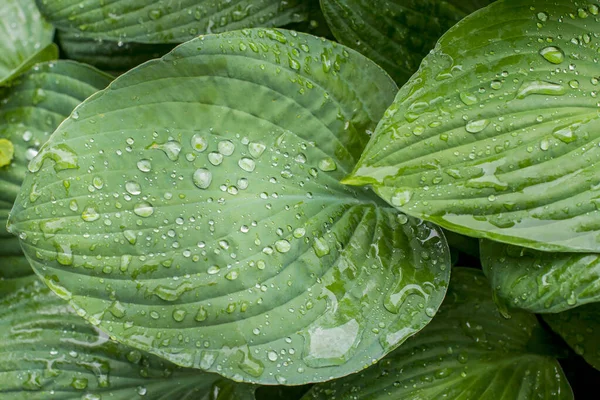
[[36, 0, 309, 43], [481, 239, 600, 313], [320, 0, 492, 84], [344, 0, 600, 252], [0, 0, 56, 85], [0, 272, 254, 399], [304, 268, 574, 400], [8, 29, 450, 385]]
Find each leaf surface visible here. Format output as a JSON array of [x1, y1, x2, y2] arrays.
[[481, 240, 600, 313], [319, 0, 491, 84], [0, 0, 56, 85], [0, 273, 254, 399], [544, 304, 600, 371], [36, 0, 309, 43], [0, 61, 112, 259], [344, 0, 600, 252], [8, 29, 450, 385], [304, 268, 574, 400]]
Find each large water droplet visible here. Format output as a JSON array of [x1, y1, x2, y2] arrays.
[[149, 140, 181, 161], [218, 140, 235, 156], [191, 134, 208, 152], [318, 157, 337, 172], [137, 159, 152, 172], [125, 181, 141, 195], [238, 157, 256, 172], [133, 202, 154, 217], [465, 119, 490, 133], [193, 168, 212, 189], [516, 80, 565, 99], [539, 46, 564, 64], [312, 237, 330, 257]]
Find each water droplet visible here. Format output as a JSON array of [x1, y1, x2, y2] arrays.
[[208, 265, 220, 275], [208, 152, 224, 165], [390, 189, 413, 207], [318, 157, 337, 172], [225, 270, 239, 280], [81, 206, 100, 222], [267, 351, 278, 361], [516, 80, 566, 99], [149, 140, 181, 161], [173, 309, 187, 322], [539, 46, 564, 64], [537, 11, 548, 22], [195, 306, 208, 322], [191, 134, 208, 152], [275, 239, 291, 253], [248, 142, 266, 158], [133, 202, 154, 217], [465, 119, 490, 133], [125, 181, 141, 195], [148, 9, 162, 20], [238, 157, 256, 172], [137, 159, 152, 172], [193, 168, 212, 189], [71, 377, 88, 390], [312, 237, 330, 257], [218, 140, 235, 156], [459, 92, 478, 105]]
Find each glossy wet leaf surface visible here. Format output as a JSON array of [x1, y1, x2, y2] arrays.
[[36, 0, 309, 43], [319, 0, 491, 84], [0, 61, 112, 259], [8, 29, 451, 385], [544, 303, 600, 371], [481, 240, 600, 314], [0, 273, 255, 399], [304, 268, 573, 400], [0, 0, 56, 86], [344, 0, 600, 252]]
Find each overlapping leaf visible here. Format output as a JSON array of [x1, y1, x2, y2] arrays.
[[36, 0, 309, 43], [0, 272, 255, 399], [304, 268, 573, 400], [544, 304, 600, 371], [481, 240, 600, 314], [0, 0, 56, 86], [320, 0, 491, 84], [344, 0, 600, 252], [0, 61, 112, 264], [8, 29, 451, 385], [57, 31, 176, 74]]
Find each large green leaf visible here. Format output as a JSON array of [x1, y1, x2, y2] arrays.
[[544, 304, 600, 371], [481, 240, 600, 314], [7, 29, 450, 385], [0, 273, 255, 399], [343, 0, 600, 253], [0, 61, 112, 259], [57, 31, 177, 74], [304, 268, 574, 400], [319, 0, 491, 84], [0, 0, 56, 86], [36, 0, 309, 43]]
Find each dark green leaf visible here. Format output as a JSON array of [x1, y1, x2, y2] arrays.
[[8, 28, 450, 385], [36, 0, 309, 43], [344, 0, 600, 252], [544, 303, 600, 371], [304, 268, 574, 400], [319, 0, 491, 84], [481, 240, 600, 314], [0, 273, 254, 399], [0, 61, 112, 260], [443, 228, 480, 258], [0, 0, 56, 85], [57, 31, 177, 74]]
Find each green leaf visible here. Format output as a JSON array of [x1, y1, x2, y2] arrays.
[[343, 0, 600, 253], [543, 304, 600, 371], [57, 31, 177, 74], [0, 0, 56, 85], [304, 267, 574, 400], [443, 228, 480, 259], [0, 255, 33, 279], [320, 0, 492, 84], [8, 28, 451, 385], [481, 240, 600, 314], [36, 0, 309, 43], [0, 273, 254, 399], [0, 61, 112, 258]]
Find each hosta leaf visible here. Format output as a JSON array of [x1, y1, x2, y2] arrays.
[[8, 28, 451, 385], [304, 268, 574, 400], [0, 0, 56, 85], [0, 61, 112, 258], [0, 273, 255, 399], [0, 255, 33, 279], [319, 0, 492, 84], [543, 304, 600, 371], [344, 0, 600, 252], [36, 0, 309, 43], [481, 240, 600, 314], [57, 31, 177, 74]]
